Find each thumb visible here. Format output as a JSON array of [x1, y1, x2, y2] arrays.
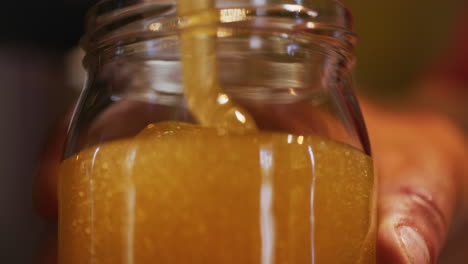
[[377, 151, 456, 264], [364, 105, 468, 264]]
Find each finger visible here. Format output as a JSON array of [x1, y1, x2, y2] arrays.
[[364, 105, 468, 264], [377, 147, 457, 264], [34, 115, 69, 220]]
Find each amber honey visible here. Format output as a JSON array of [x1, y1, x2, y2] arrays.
[[59, 122, 375, 263]]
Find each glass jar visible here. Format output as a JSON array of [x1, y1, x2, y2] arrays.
[[59, 0, 376, 263]]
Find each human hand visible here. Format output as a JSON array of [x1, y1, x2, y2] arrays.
[[362, 102, 468, 263], [34, 100, 468, 264]]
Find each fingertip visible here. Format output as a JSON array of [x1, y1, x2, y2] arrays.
[[379, 219, 433, 264], [397, 225, 431, 264], [379, 188, 450, 264], [378, 218, 408, 264]]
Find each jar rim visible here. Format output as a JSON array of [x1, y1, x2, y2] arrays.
[[88, 0, 351, 27], [83, 0, 356, 54]]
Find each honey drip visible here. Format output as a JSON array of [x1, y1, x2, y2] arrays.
[[178, 0, 257, 133]]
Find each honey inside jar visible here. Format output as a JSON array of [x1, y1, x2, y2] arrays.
[[59, 122, 375, 263], [59, 0, 376, 263]]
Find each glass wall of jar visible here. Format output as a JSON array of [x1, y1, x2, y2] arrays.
[[59, 1, 376, 263]]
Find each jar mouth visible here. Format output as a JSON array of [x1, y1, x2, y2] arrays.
[[84, 0, 356, 55]]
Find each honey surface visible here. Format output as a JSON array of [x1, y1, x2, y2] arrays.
[[59, 122, 376, 264]]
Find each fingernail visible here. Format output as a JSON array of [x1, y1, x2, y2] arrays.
[[397, 226, 431, 264]]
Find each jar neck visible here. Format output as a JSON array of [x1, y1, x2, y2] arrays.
[[75, 1, 369, 155], [83, 0, 356, 67]]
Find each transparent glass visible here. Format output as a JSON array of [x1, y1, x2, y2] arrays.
[[59, 0, 376, 263]]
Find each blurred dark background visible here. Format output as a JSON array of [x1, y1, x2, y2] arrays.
[[0, 1, 92, 50], [0, 0, 466, 263], [0, 1, 92, 263]]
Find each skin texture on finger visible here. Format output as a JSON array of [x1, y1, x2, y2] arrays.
[[362, 102, 468, 264]]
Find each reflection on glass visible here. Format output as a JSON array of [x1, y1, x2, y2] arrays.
[[59, 0, 376, 263]]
